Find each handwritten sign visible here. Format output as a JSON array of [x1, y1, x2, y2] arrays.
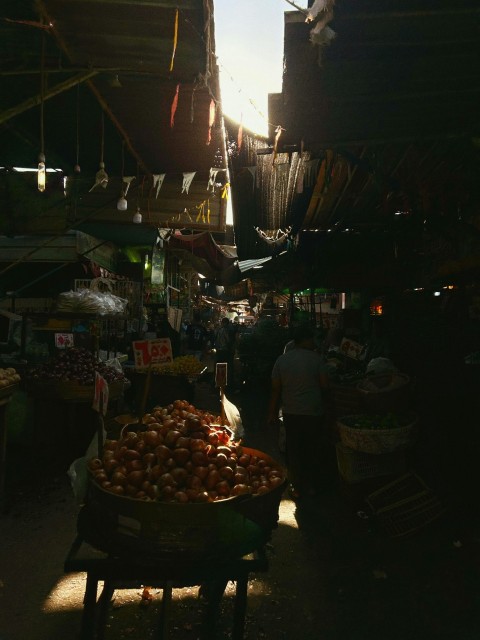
[[55, 332, 74, 349], [133, 338, 173, 370], [339, 337, 365, 361]]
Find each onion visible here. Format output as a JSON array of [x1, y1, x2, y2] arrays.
[[216, 480, 231, 497], [172, 448, 190, 466], [174, 491, 189, 503], [171, 467, 188, 486], [124, 449, 141, 461], [219, 466, 234, 481], [190, 438, 206, 452], [191, 451, 208, 466], [155, 445, 171, 461], [232, 484, 251, 495], [193, 466, 209, 480], [176, 436, 191, 449], [195, 491, 209, 503], [108, 485, 125, 495], [158, 473, 176, 487], [111, 471, 127, 486], [164, 430, 182, 447], [205, 469, 221, 490], [88, 458, 103, 471], [127, 470, 145, 487], [143, 431, 160, 448]]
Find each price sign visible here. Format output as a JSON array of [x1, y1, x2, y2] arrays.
[[215, 362, 228, 388], [55, 333, 74, 349], [133, 338, 173, 370], [339, 337, 365, 360], [92, 372, 109, 415]]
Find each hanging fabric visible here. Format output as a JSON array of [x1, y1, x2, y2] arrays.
[[169, 9, 179, 72], [182, 172, 196, 194], [304, 159, 320, 187], [170, 83, 180, 128], [238, 114, 243, 152], [206, 99, 216, 145], [246, 166, 257, 194], [153, 174, 166, 198], [272, 125, 283, 165], [221, 182, 230, 199]]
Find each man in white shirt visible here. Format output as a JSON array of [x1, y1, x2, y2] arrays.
[[268, 323, 332, 500]]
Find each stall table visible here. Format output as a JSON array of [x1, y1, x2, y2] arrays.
[[65, 519, 268, 640]]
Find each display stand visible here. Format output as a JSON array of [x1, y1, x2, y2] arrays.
[[64, 529, 268, 640]]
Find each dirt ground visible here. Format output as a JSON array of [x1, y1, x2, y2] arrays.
[[2, 372, 480, 640]]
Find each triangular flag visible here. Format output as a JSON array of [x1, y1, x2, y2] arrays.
[[152, 174, 166, 199], [123, 176, 135, 196], [182, 172, 196, 194], [208, 168, 220, 192], [170, 84, 180, 128]]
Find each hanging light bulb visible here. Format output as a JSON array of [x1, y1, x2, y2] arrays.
[[133, 207, 142, 224], [117, 190, 128, 211], [95, 161, 109, 188], [37, 152, 46, 192], [38, 31, 46, 193]]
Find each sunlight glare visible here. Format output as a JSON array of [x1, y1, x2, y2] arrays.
[[214, 0, 286, 137]]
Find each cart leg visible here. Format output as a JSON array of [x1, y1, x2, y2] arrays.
[[96, 580, 115, 640], [232, 575, 249, 640], [81, 573, 98, 640], [158, 581, 173, 640], [199, 579, 228, 640]]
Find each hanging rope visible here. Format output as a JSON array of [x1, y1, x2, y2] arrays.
[[39, 30, 46, 158]]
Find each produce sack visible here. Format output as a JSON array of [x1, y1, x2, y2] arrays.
[[222, 394, 244, 440], [68, 426, 106, 503]]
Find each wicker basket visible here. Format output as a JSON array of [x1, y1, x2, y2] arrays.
[[330, 384, 364, 417], [357, 372, 411, 413], [336, 443, 407, 484], [337, 412, 418, 455], [82, 447, 287, 560], [366, 473, 446, 537]]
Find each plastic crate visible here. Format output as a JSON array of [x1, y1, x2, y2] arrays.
[[336, 442, 407, 484], [366, 472, 446, 537]]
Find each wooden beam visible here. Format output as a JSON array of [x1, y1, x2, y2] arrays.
[[0, 69, 97, 126], [56, 0, 198, 7]]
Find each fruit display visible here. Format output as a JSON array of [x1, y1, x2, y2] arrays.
[[26, 347, 127, 385], [0, 367, 21, 388], [88, 399, 285, 503], [140, 355, 205, 376]]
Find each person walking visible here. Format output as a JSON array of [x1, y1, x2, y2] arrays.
[[214, 317, 235, 389], [185, 312, 208, 361], [267, 323, 332, 499]]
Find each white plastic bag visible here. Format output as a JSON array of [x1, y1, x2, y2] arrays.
[[67, 425, 106, 504], [222, 394, 245, 440]]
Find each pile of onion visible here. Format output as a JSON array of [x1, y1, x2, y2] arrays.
[[88, 399, 284, 503]]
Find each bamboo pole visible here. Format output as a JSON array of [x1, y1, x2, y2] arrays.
[[0, 70, 97, 125]]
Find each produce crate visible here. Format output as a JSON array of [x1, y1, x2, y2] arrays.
[[337, 412, 418, 455], [336, 442, 407, 484], [366, 472, 446, 537], [82, 447, 287, 561], [357, 372, 411, 413]]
